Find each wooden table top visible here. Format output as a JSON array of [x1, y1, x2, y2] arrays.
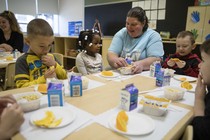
[[0, 74, 194, 140]]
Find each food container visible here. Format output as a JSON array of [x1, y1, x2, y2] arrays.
[[139, 95, 171, 116], [164, 86, 186, 101], [14, 92, 42, 112], [82, 76, 89, 90], [119, 66, 132, 75], [164, 68, 175, 77]]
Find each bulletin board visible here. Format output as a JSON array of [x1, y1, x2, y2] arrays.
[[85, 0, 195, 37]]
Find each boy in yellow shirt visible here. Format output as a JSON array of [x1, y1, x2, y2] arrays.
[[15, 19, 67, 88]]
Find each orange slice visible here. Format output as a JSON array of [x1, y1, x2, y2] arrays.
[[101, 71, 113, 76], [116, 111, 128, 132], [181, 81, 193, 90]]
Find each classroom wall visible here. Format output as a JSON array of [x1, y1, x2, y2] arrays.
[[85, 0, 134, 6], [85, 0, 195, 37], [58, 0, 84, 36], [85, 2, 131, 36]]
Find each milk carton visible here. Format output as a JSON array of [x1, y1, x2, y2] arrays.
[[150, 61, 161, 77], [125, 53, 133, 65], [47, 82, 64, 107], [120, 84, 139, 111], [156, 69, 171, 87], [70, 75, 82, 97]]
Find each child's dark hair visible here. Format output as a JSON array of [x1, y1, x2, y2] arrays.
[[77, 30, 100, 50], [200, 39, 210, 55], [27, 18, 53, 38], [177, 31, 195, 45]]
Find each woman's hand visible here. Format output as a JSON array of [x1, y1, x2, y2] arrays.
[[0, 44, 13, 52], [167, 59, 175, 67], [113, 57, 128, 68], [131, 61, 144, 74], [0, 103, 24, 139], [42, 55, 56, 68]]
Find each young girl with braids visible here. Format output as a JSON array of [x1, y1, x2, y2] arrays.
[[75, 30, 103, 75]]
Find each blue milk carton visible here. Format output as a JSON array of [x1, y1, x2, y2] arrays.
[[156, 69, 171, 87], [154, 61, 161, 77], [120, 84, 139, 111], [70, 75, 82, 97], [47, 82, 64, 107]]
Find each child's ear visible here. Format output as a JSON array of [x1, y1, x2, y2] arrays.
[[192, 43, 196, 50]]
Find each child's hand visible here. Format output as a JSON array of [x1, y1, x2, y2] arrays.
[[42, 55, 56, 67], [0, 103, 24, 139], [176, 60, 186, 68], [0, 95, 17, 115], [195, 74, 206, 100], [167, 59, 175, 67], [44, 68, 56, 79]]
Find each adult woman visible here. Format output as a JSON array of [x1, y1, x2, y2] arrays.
[[0, 10, 24, 52], [107, 7, 164, 74]]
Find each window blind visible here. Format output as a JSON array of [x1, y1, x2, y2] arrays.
[[7, 0, 36, 15], [0, 0, 7, 11], [37, 0, 58, 14]]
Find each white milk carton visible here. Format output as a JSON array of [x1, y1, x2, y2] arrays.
[[120, 84, 139, 111]]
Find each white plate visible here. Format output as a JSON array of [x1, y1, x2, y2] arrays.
[[99, 72, 120, 78], [184, 83, 196, 93], [173, 75, 197, 82], [0, 59, 16, 62], [30, 106, 76, 128], [108, 113, 155, 136]]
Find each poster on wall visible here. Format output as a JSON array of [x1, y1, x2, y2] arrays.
[[68, 21, 82, 36], [195, 0, 210, 5]]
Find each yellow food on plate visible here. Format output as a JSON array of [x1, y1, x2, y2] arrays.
[[101, 71, 113, 76], [179, 77, 187, 81], [6, 56, 13, 61], [33, 111, 62, 127], [38, 84, 47, 93], [116, 110, 128, 132], [181, 81, 193, 90]]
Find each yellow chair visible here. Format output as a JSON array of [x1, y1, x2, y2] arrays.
[[182, 125, 193, 140], [53, 53, 63, 66], [3, 62, 16, 90]]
